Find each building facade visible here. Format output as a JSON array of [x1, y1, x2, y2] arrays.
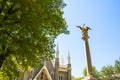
[[21, 45, 71, 80]]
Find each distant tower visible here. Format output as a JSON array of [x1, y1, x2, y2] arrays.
[[67, 51, 71, 80], [55, 43, 59, 80]]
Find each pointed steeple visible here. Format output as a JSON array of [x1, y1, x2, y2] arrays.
[[61, 55, 64, 66], [55, 43, 59, 80], [67, 51, 71, 80], [56, 43, 59, 58], [67, 51, 71, 64]]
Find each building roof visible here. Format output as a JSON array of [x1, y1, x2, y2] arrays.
[[33, 64, 52, 80], [46, 61, 54, 75], [32, 61, 54, 80]]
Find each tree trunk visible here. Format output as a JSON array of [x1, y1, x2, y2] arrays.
[[0, 54, 7, 68], [0, 51, 10, 68]]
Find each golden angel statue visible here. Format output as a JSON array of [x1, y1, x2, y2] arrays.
[[76, 24, 91, 39]]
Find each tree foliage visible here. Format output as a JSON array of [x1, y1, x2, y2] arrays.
[[71, 75, 75, 80], [76, 58, 120, 80], [100, 65, 114, 80], [0, 0, 69, 79], [75, 77, 83, 80], [71, 75, 83, 80], [114, 58, 120, 74], [83, 66, 100, 78], [100, 58, 120, 80]]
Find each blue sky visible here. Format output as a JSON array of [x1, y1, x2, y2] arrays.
[[55, 0, 120, 77]]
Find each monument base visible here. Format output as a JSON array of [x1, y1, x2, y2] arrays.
[[84, 75, 97, 80]]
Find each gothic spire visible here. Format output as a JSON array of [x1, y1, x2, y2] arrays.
[[56, 43, 59, 58], [67, 51, 71, 64]]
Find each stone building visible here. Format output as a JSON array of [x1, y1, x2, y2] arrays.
[[21, 44, 71, 80]]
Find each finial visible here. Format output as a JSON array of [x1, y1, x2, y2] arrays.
[[56, 43, 59, 58], [67, 51, 71, 64], [82, 23, 85, 27]]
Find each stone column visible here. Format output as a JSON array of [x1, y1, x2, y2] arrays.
[[84, 38, 92, 76], [77, 25, 97, 80]]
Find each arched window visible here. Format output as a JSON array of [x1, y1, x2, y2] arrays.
[[51, 71, 54, 80], [59, 75, 63, 80], [41, 72, 44, 79], [59, 76, 60, 80]]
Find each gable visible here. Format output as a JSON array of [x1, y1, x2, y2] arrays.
[[46, 61, 54, 74], [33, 65, 52, 80]]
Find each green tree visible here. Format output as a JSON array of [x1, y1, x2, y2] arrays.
[[114, 58, 120, 74], [71, 75, 75, 80], [0, 0, 69, 79], [71, 76, 83, 80], [99, 58, 120, 80], [100, 65, 114, 80], [83, 66, 100, 79], [75, 77, 83, 80]]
